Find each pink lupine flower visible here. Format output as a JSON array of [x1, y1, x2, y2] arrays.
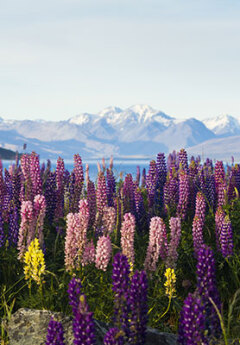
[[73, 154, 84, 212], [166, 217, 181, 268], [82, 240, 95, 266], [102, 206, 116, 236], [79, 199, 89, 230], [30, 152, 42, 198], [95, 235, 112, 271], [18, 201, 34, 260], [120, 213, 136, 266], [144, 216, 168, 271], [96, 171, 108, 216], [65, 213, 78, 271]]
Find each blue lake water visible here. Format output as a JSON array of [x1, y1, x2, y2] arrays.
[[2, 158, 152, 182]]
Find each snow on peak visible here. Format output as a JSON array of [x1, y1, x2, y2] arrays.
[[68, 113, 93, 125], [203, 114, 240, 135], [98, 106, 123, 117]]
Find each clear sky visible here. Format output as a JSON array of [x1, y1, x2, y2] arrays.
[[0, 0, 240, 121]]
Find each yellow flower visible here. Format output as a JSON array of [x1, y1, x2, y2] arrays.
[[24, 238, 46, 287], [164, 268, 176, 298]]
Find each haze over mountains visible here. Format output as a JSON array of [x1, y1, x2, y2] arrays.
[[0, 105, 239, 161]]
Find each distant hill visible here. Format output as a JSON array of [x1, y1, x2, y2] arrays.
[[0, 147, 18, 160], [0, 105, 239, 160]]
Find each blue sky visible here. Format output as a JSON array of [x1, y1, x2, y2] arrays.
[[0, 0, 240, 121]]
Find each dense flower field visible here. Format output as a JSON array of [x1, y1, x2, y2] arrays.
[[1, 149, 240, 344]]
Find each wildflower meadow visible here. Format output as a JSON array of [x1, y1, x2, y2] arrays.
[[1, 149, 240, 344]]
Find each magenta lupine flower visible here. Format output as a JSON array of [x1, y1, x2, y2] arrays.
[[104, 328, 124, 345], [30, 151, 42, 198], [220, 215, 234, 258], [95, 235, 112, 271], [32, 194, 46, 248], [215, 206, 225, 251], [87, 179, 96, 228], [102, 206, 116, 236], [144, 217, 168, 271], [18, 201, 34, 260], [135, 165, 140, 186], [214, 160, 227, 207], [166, 217, 181, 268], [55, 157, 65, 219], [120, 213, 136, 266], [45, 318, 65, 345], [177, 149, 188, 173], [192, 192, 206, 254], [96, 171, 108, 216], [177, 170, 189, 219], [178, 292, 207, 345], [82, 240, 95, 266], [123, 174, 136, 214], [188, 159, 198, 211], [73, 154, 84, 212]]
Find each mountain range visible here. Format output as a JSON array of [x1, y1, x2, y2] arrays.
[[0, 105, 239, 161]]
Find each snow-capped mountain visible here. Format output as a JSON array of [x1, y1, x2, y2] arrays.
[[0, 105, 239, 160], [203, 114, 240, 137]]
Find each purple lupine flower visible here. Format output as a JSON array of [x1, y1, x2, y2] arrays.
[[163, 164, 179, 212], [106, 166, 116, 207], [55, 157, 65, 220], [44, 172, 57, 224], [188, 159, 198, 211], [8, 206, 19, 247], [177, 149, 188, 173], [87, 179, 96, 228], [123, 174, 136, 214], [134, 187, 146, 229], [166, 217, 181, 268], [30, 151, 42, 198], [144, 217, 168, 271], [112, 253, 130, 338], [68, 277, 82, 315], [220, 215, 233, 258], [196, 245, 221, 339], [45, 317, 65, 345], [20, 153, 32, 201], [156, 152, 167, 187], [146, 160, 158, 210], [11, 166, 21, 211], [73, 154, 84, 212], [178, 292, 207, 345], [0, 160, 4, 212], [128, 270, 148, 345], [141, 168, 146, 188], [72, 293, 96, 345], [104, 328, 124, 345], [0, 211, 4, 248], [120, 213, 136, 266], [227, 166, 237, 201], [205, 172, 216, 210], [95, 235, 112, 271], [177, 170, 189, 220], [3, 169, 13, 222], [96, 171, 108, 216], [135, 166, 140, 187]]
